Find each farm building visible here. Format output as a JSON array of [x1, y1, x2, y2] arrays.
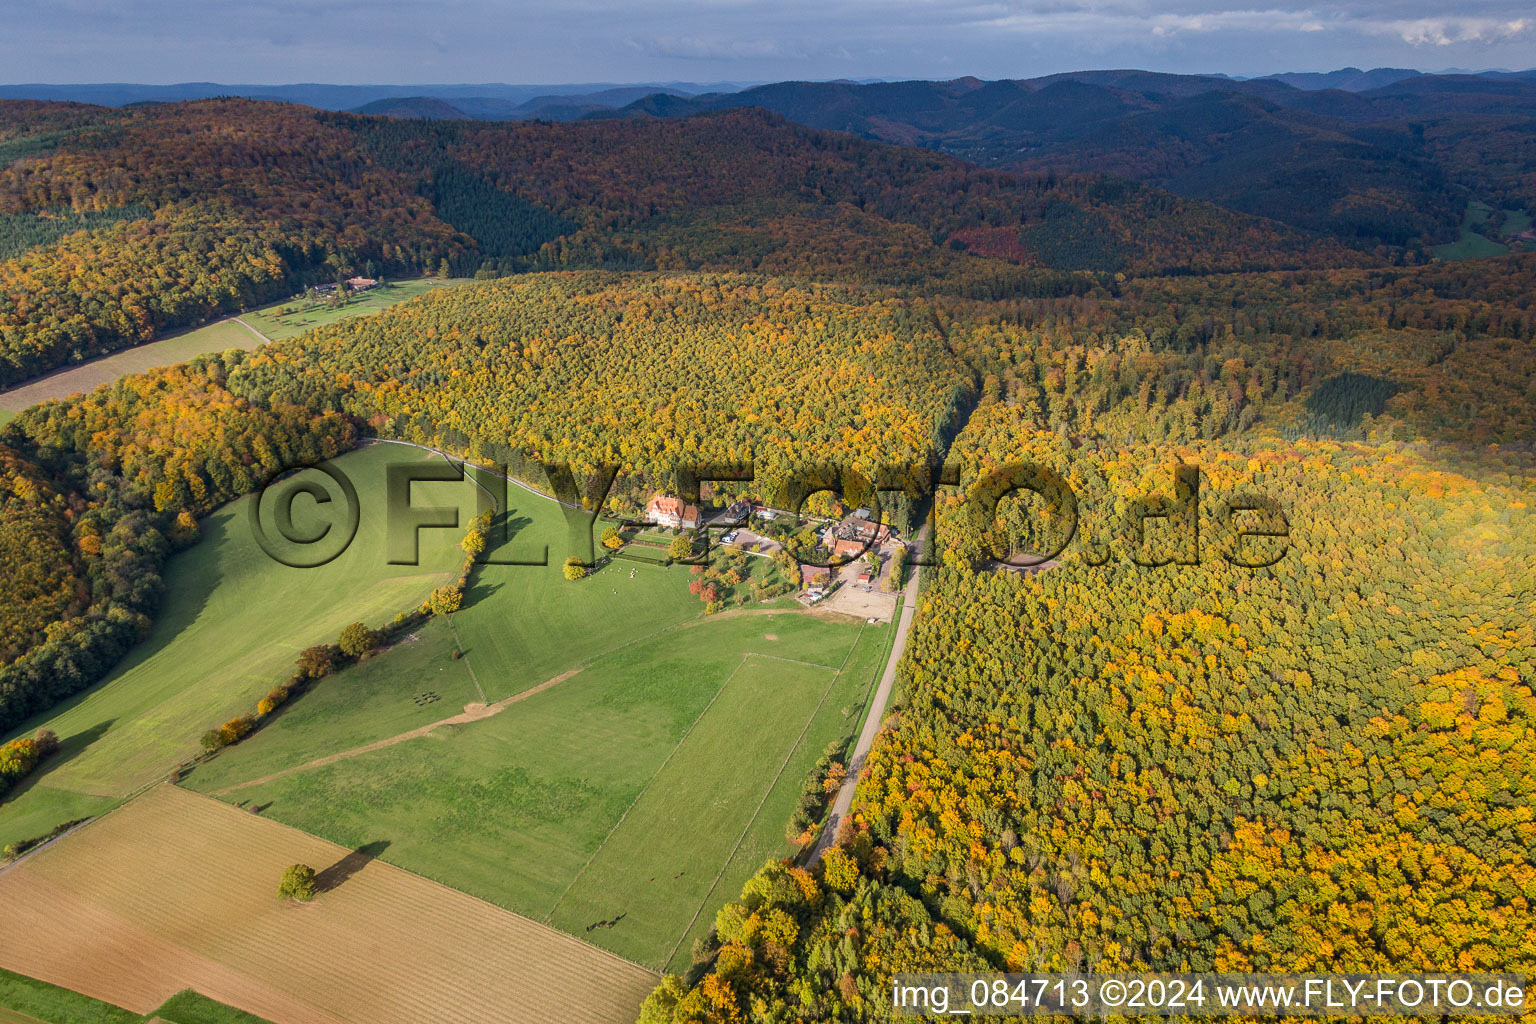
[[827, 512, 891, 559], [717, 498, 753, 524]]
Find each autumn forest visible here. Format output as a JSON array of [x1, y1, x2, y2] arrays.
[[0, 90, 1532, 1024]]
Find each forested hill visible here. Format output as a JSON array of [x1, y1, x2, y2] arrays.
[[603, 71, 1536, 249], [0, 98, 1362, 388], [0, 252, 1532, 1024]]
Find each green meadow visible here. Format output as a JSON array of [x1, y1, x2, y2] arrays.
[[1430, 199, 1522, 260], [0, 443, 480, 850], [2, 423, 883, 967], [187, 605, 885, 970], [0, 278, 462, 418], [0, 967, 272, 1024], [238, 277, 461, 341]]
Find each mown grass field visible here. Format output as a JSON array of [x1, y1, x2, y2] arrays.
[[0, 966, 275, 1024], [179, 616, 482, 793], [0, 444, 483, 851], [0, 785, 657, 1024], [180, 491, 706, 796], [187, 607, 886, 970], [662, 611, 896, 969], [547, 628, 885, 970], [433, 504, 704, 704], [0, 278, 461, 416], [239, 278, 460, 341]]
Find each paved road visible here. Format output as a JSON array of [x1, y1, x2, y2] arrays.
[[809, 530, 924, 865], [359, 437, 580, 512]]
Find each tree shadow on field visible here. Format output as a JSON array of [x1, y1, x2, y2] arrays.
[[479, 513, 537, 559], [462, 580, 503, 610], [52, 719, 114, 768], [1, 719, 115, 805], [315, 839, 390, 893], [498, 512, 533, 539], [481, 511, 534, 547]]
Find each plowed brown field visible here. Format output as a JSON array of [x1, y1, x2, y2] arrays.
[[0, 786, 657, 1024]]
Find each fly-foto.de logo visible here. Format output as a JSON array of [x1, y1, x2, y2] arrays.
[[248, 446, 1292, 571]]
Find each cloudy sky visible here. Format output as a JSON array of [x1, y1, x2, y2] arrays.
[[3, 0, 1533, 84]]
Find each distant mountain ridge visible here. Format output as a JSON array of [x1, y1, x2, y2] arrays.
[[3, 69, 1532, 114], [583, 69, 1536, 249], [0, 80, 754, 110], [7, 70, 1535, 250], [1259, 67, 1423, 91], [351, 96, 472, 120], [351, 86, 696, 122]]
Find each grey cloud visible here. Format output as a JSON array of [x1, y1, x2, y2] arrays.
[[0, 0, 1530, 84]]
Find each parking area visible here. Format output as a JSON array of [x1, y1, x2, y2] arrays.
[[805, 546, 902, 622], [819, 573, 898, 622], [716, 528, 780, 555]]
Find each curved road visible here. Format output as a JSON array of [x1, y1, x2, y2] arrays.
[[229, 315, 273, 345], [358, 437, 581, 512], [809, 528, 924, 865]]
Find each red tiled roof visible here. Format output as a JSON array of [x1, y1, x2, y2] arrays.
[[646, 495, 699, 522], [648, 495, 685, 517]]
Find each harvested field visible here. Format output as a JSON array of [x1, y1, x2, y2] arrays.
[[0, 786, 657, 1024]]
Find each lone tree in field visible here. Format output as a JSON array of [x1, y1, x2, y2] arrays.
[[32, 729, 58, 758], [427, 585, 462, 617], [278, 863, 318, 903], [338, 622, 380, 657], [668, 534, 694, 561], [562, 556, 586, 581]]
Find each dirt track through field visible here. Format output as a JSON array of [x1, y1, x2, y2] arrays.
[[0, 785, 657, 1024], [213, 604, 820, 798], [230, 316, 273, 344], [212, 667, 584, 796]]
